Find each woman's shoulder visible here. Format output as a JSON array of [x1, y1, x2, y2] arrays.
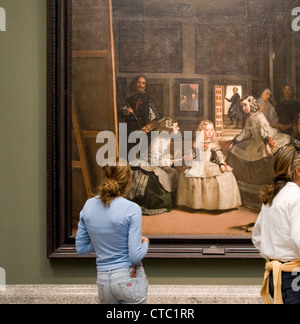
[[252, 112, 270, 124], [286, 182, 300, 196], [114, 197, 142, 212], [252, 111, 264, 119], [278, 182, 300, 204], [82, 196, 101, 209], [83, 196, 141, 213], [285, 183, 300, 211]]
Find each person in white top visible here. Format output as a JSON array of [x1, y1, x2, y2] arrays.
[[252, 145, 300, 304]]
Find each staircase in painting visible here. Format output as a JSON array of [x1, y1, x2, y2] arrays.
[[218, 115, 243, 141]]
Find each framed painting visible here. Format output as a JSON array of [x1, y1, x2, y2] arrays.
[[47, 0, 300, 259], [174, 79, 204, 117]]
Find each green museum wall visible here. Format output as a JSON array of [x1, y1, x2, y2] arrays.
[[0, 0, 265, 285]]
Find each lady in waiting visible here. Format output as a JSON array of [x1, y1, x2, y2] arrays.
[[227, 96, 291, 209], [257, 89, 279, 129], [127, 117, 180, 214], [227, 96, 291, 161]]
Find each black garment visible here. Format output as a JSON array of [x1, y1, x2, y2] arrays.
[[130, 168, 174, 212], [119, 92, 160, 135], [119, 92, 160, 155], [269, 271, 300, 304], [276, 100, 300, 135], [226, 93, 242, 126]]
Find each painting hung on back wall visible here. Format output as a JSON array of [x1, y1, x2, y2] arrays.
[[180, 84, 199, 112], [46, 0, 300, 259]]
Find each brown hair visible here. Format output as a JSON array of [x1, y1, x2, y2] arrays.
[[98, 161, 132, 206], [260, 145, 300, 206]]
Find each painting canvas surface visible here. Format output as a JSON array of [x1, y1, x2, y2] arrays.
[[71, 0, 300, 239]]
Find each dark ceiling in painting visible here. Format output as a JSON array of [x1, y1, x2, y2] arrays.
[[114, 0, 242, 18], [113, 0, 296, 28]]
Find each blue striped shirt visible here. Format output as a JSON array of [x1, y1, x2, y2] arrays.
[[76, 197, 149, 272]]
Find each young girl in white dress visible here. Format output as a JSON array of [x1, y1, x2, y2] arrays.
[[177, 120, 241, 210]]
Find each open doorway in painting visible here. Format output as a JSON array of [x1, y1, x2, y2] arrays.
[[224, 85, 242, 115], [214, 85, 243, 140], [224, 85, 243, 133]]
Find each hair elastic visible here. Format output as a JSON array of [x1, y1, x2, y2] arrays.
[[273, 175, 290, 183]]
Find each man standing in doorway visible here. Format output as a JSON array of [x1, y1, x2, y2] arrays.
[[226, 87, 242, 129]]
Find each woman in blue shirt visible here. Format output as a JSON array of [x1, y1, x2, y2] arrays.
[[76, 162, 150, 304]]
